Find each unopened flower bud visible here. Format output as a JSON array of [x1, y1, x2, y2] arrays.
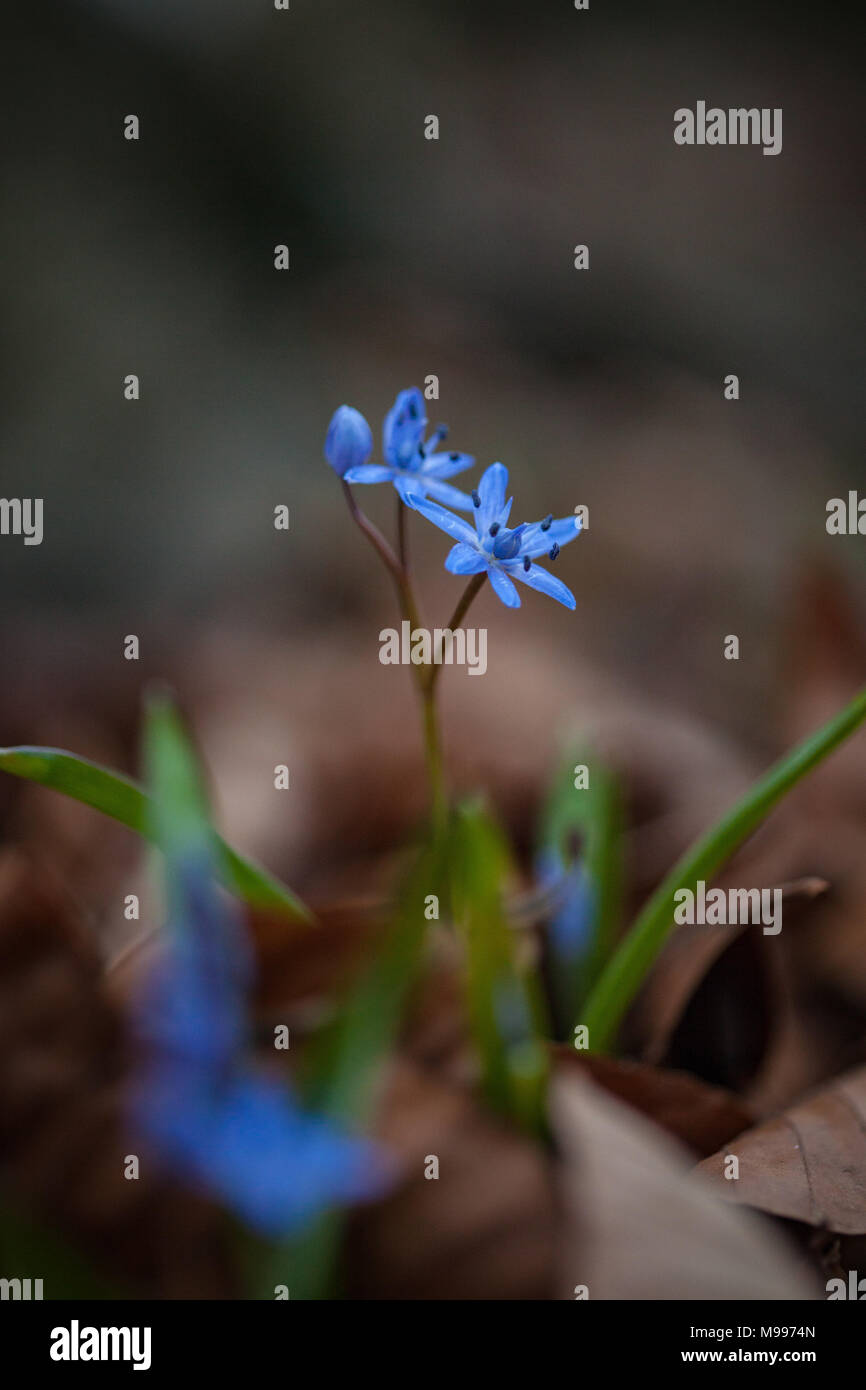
[[325, 405, 373, 477]]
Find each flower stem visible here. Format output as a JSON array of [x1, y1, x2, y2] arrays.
[[341, 482, 444, 834], [421, 681, 447, 846], [427, 572, 487, 693], [341, 482, 421, 630], [396, 493, 409, 571], [420, 573, 487, 844], [341, 481, 403, 588]]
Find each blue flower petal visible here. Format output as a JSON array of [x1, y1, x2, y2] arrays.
[[422, 478, 476, 510], [135, 1065, 390, 1237], [488, 565, 521, 607], [133, 859, 251, 1069], [512, 562, 576, 609], [130, 848, 392, 1238], [133, 948, 244, 1071], [411, 497, 478, 545], [521, 515, 581, 558], [394, 474, 426, 507], [445, 542, 488, 575], [343, 464, 396, 484], [549, 862, 597, 962], [475, 463, 509, 537], [383, 387, 427, 468], [422, 451, 475, 481]]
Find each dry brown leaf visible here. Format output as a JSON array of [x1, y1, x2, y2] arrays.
[[557, 1048, 753, 1158], [697, 1063, 866, 1236], [345, 1054, 818, 1300], [552, 1070, 820, 1299]]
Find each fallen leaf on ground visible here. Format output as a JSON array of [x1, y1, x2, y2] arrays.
[[557, 1048, 753, 1157], [697, 1063, 866, 1236], [552, 1069, 819, 1299]]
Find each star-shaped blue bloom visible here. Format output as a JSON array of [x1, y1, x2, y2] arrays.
[[338, 386, 476, 509], [130, 856, 390, 1238], [410, 461, 581, 609]]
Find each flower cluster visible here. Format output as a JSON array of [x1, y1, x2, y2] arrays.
[[327, 387, 581, 608], [326, 386, 475, 509]]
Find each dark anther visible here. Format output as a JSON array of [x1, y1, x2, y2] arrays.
[[471, 490, 481, 508], [449, 452, 460, 462], [523, 555, 531, 572], [549, 543, 560, 561], [489, 522, 500, 536], [418, 445, 426, 459], [540, 514, 553, 532]]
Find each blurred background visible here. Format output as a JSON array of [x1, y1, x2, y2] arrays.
[[0, 0, 863, 917], [0, 0, 864, 1303]]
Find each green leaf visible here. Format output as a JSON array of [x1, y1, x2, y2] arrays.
[[142, 690, 223, 934], [241, 1213, 342, 1303], [0, 743, 313, 925], [449, 801, 549, 1139], [143, 690, 214, 859], [581, 684, 866, 1054], [537, 746, 622, 1034]]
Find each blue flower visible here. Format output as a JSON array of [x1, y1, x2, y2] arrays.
[[535, 846, 596, 962], [130, 857, 389, 1237], [411, 461, 581, 609], [342, 386, 476, 508], [325, 405, 374, 477]]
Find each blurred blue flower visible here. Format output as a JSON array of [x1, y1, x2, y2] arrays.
[[411, 461, 581, 609], [342, 385, 476, 508], [535, 846, 596, 963], [130, 857, 389, 1237], [325, 405, 374, 477]]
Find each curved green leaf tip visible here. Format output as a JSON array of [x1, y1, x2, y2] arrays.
[[143, 689, 213, 857], [0, 743, 313, 926]]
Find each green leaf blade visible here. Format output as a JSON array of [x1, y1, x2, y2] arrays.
[[581, 685, 866, 1054], [0, 744, 313, 925], [449, 800, 549, 1139]]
